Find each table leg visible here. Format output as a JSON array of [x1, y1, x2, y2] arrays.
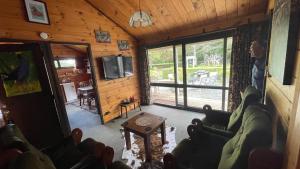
[[139, 101, 142, 111], [144, 135, 152, 162], [161, 122, 166, 145], [79, 97, 82, 106], [125, 107, 128, 118], [124, 129, 131, 150]]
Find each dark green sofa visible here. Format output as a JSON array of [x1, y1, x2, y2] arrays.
[[0, 124, 131, 169], [164, 104, 273, 169], [190, 86, 261, 138]]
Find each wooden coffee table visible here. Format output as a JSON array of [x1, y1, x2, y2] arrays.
[[121, 112, 167, 162]]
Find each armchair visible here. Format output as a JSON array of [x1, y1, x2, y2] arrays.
[[164, 105, 273, 169], [193, 86, 261, 138]]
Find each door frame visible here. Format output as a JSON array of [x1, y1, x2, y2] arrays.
[[47, 42, 103, 127], [0, 38, 104, 136]]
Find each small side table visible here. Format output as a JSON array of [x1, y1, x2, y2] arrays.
[[120, 100, 142, 118]]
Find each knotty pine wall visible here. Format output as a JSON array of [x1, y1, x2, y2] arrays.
[[0, 0, 140, 123], [265, 1, 300, 168]]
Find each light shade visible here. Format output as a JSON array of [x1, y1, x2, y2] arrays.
[[129, 11, 152, 27]]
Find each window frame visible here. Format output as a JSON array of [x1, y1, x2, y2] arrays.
[[147, 30, 233, 111], [54, 57, 76, 69]]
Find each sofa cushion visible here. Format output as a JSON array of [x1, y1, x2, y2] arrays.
[[9, 151, 56, 169], [218, 105, 272, 169], [227, 86, 260, 133]]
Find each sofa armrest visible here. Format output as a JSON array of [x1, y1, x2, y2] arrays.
[[248, 148, 283, 169], [0, 148, 23, 169], [202, 105, 231, 127], [187, 122, 231, 144], [77, 138, 106, 160]]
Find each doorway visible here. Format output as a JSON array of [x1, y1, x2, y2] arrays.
[[49, 43, 102, 130]]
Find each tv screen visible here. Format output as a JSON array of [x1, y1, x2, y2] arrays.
[[123, 56, 133, 76], [102, 56, 120, 79]]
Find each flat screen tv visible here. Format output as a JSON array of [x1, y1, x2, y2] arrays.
[[123, 56, 133, 77], [102, 56, 122, 79]]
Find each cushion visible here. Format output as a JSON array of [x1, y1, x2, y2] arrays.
[[227, 86, 260, 133], [9, 151, 56, 169], [218, 105, 272, 169]]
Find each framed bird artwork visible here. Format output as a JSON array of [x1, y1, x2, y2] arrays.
[[0, 49, 42, 97]]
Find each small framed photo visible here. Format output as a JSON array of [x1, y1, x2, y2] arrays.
[[24, 0, 50, 25], [95, 30, 111, 43], [117, 40, 130, 51]]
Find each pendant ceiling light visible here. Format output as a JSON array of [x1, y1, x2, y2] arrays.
[[129, 0, 152, 27]]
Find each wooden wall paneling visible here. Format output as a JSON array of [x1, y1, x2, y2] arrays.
[[237, 0, 250, 16], [191, 0, 208, 26], [202, 0, 218, 22], [249, 0, 268, 14], [225, 0, 238, 18], [86, 0, 267, 42], [0, 0, 140, 124], [214, 0, 227, 20], [140, 13, 267, 45]]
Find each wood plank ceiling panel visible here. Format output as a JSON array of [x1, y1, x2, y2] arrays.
[[86, 0, 268, 41], [214, 0, 227, 20], [237, 0, 250, 16], [225, 0, 238, 18]]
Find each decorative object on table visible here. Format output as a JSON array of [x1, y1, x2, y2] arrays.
[[129, 0, 152, 27], [268, 0, 299, 84], [95, 30, 111, 43], [117, 40, 130, 51], [0, 51, 42, 97], [121, 126, 176, 169], [120, 99, 141, 118], [24, 0, 50, 25]]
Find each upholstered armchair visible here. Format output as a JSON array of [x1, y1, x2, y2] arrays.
[[190, 86, 261, 139], [164, 105, 273, 169]]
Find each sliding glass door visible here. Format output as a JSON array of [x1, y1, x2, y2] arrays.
[[148, 36, 232, 111]]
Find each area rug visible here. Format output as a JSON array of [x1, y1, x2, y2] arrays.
[[68, 99, 98, 114], [121, 127, 176, 169]]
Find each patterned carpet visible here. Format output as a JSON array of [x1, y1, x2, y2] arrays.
[[121, 127, 176, 169]]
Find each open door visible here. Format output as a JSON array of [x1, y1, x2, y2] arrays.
[[0, 43, 63, 148]]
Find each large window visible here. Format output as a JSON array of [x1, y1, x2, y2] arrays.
[[148, 36, 232, 111]]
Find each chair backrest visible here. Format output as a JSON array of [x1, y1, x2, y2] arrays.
[[218, 105, 273, 169], [227, 86, 261, 133]]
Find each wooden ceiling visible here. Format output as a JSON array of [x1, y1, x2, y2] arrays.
[[87, 0, 268, 41]]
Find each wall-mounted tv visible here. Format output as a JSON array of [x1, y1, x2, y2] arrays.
[[101, 55, 133, 80], [102, 56, 121, 79], [123, 56, 133, 77]]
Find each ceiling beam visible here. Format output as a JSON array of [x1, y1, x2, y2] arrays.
[[85, 0, 138, 41]]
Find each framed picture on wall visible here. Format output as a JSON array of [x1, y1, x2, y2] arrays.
[[117, 40, 130, 51], [268, 0, 299, 84], [24, 0, 50, 25], [95, 30, 111, 43], [0, 50, 42, 97]]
